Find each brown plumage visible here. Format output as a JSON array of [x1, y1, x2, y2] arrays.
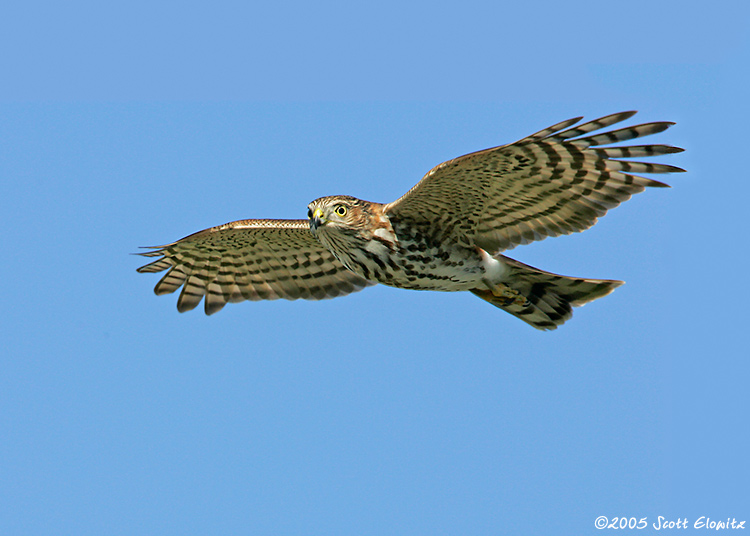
[[137, 111, 684, 329]]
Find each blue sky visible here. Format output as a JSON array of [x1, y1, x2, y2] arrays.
[[1, 2, 748, 535]]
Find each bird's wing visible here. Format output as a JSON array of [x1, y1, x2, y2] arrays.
[[384, 111, 685, 252], [137, 219, 374, 314]]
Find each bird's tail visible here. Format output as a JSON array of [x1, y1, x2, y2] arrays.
[[471, 256, 623, 330]]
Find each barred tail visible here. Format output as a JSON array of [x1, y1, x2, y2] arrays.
[[471, 256, 623, 330]]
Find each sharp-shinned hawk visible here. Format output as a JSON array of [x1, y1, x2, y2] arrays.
[[137, 111, 684, 329]]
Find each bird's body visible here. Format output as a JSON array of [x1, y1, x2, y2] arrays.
[[309, 196, 490, 292], [138, 111, 684, 329]]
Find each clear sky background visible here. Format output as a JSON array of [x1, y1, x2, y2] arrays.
[[1, 2, 748, 535]]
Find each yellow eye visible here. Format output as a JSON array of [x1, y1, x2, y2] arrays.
[[334, 205, 347, 217]]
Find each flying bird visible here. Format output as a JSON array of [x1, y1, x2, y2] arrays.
[[137, 111, 684, 330]]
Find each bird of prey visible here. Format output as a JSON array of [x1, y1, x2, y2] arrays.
[[137, 111, 684, 330]]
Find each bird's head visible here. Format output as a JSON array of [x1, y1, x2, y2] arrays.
[[307, 195, 394, 267], [307, 195, 368, 234]]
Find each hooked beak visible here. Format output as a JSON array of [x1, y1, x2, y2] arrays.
[[309, 207, 325, 232]]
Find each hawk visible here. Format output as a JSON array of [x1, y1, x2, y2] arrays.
[[137, 111, 684, 330]]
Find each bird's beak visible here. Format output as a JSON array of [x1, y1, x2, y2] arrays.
[[309, 207, 325, 232]]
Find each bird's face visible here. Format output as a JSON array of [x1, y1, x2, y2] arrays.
[[307, 196, 362, 234]]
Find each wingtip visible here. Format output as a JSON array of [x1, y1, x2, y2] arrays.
[[135, 245, 168, 257], [647, 122, 675, 135]]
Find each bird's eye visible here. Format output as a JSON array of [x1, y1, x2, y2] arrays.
[[307, 208, 313, 219], [334, 205, 347, 217]]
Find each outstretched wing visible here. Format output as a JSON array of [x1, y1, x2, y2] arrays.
[[137, 219, 373, 315], [384, 111, 685, 252]]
